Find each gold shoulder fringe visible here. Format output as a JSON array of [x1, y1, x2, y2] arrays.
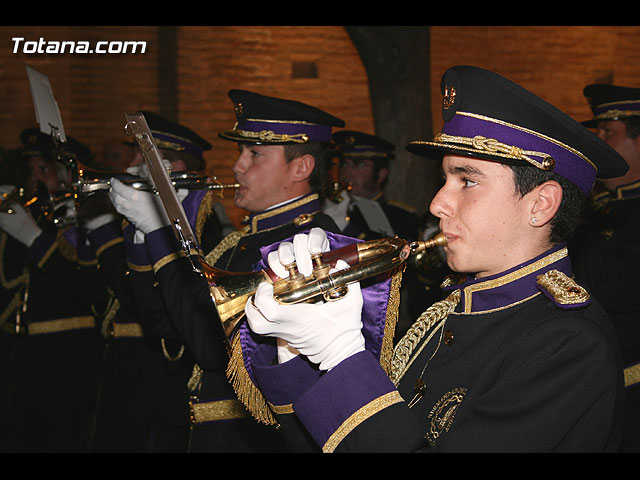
[[195, 191, 216, 243], [225, 269, 404, 425], [226, 332, 277, 425], [379, 270, 403, 374]]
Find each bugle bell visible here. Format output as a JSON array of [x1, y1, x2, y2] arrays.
[[200, 232, 447, 342]]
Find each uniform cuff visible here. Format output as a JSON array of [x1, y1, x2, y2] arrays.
[[293, 350, 400, 452]]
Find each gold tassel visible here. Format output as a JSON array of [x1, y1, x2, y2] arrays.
[[225, 333, 277, 425], [379, 270, 403, 374]]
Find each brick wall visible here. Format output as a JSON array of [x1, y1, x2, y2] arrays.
[[2, 25, 640, 227]]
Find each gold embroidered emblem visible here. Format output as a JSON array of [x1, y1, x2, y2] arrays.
[[443, 85, 456, 110], [426, 387, 467, 445], [234, 101, 244, 120], [536, 269, 590, 306]]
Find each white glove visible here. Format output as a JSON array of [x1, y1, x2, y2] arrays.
[[246, 228, 365, 370], [267, 227, 330, 279], [0, 185, 42, 247], [108, 178, 188, 235]]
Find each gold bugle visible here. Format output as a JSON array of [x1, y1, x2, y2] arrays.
[[201, 232, 447, 342]]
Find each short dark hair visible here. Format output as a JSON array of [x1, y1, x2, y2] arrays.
[[621, 117, 640, 139], [508, 164, 585, 244], [283, 142, 330, 197]]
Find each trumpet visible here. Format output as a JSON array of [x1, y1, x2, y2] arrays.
[[76, 170, 240, 196], [0, 170, 240, 224], [200, 232, 447, 341]]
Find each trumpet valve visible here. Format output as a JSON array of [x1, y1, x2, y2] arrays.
[[311, 252, 331, 279], [283, 262, 306, 291]]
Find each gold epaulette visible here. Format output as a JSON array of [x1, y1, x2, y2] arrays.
[[536, 270, 590, 307]]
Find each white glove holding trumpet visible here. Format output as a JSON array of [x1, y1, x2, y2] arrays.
[[245, 227, 365, 370]]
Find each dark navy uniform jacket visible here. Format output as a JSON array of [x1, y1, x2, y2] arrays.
[[85, 189, 224, 452], [126, 192, 339, 452], [0, 216, 102, 452], [570, 180, 640, 452], [249, 244, 624, 452]]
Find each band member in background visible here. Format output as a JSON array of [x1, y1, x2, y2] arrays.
[[570, 83, 640, 452], [0, 131, 102, 452], [110, 90, 346, 452], [324, 130, 442, 339], [82, 112, 232, 452]]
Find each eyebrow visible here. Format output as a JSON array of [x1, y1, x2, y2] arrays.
[[442, 164, 486, 177]]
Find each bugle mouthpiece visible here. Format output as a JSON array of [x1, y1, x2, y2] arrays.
[[409, 232, 447, 255]]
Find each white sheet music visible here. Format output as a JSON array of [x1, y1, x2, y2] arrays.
[[26, 65, 66, 142]]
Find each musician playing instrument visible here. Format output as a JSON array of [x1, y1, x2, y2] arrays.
[[0, 131, 103, 452], [83, 112, 231, 452], [242, 66, 627, 452], [110, 91, 346, 452]]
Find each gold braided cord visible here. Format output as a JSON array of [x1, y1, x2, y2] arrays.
[[380, 270, 403, 374], [230, 128, 309, 144], [205, 227, 249, 267], [593, 109, 640, 121], [161, 337, 185, 361], [389, 290, 461, 385], [0, 233, 28, 290], [434, 132, 555, 170], [226, 332, 277, 425], [456, 111, 595, 168], [625, 363, 640, 388]]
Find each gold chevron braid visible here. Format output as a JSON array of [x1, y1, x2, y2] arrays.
[[389, 290, 460, 385]]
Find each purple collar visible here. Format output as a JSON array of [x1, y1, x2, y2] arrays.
[[442, 244, 588, 313], [242, 193, 322, 233], [613, 180, 640, 200]]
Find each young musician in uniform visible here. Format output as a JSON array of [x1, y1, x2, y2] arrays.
[[242, 66, 627, 452], [571, 84, 640, 452], [110, 91, 352, 452]]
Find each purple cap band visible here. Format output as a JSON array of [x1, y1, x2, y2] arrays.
[[153, 132, 204, 159], [237, 119, 333, 142], [593, 100, 640, 117], [442, 112, 596, 195]]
